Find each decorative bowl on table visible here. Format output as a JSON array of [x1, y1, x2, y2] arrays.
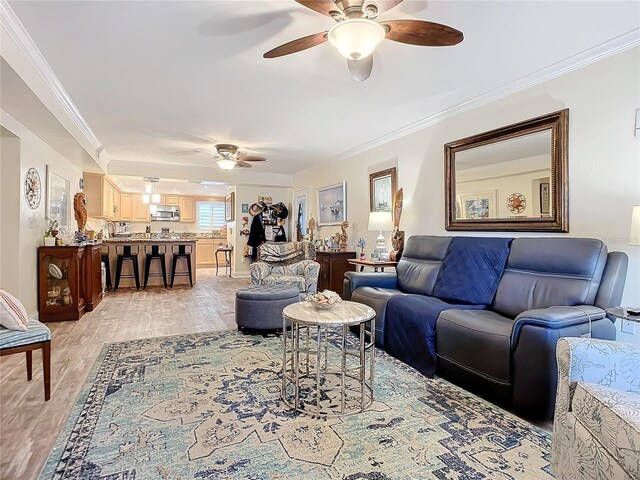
[[306, 290, 342, 310]]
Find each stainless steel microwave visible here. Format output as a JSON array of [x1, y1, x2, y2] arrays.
[[150, 205, 180, 222]]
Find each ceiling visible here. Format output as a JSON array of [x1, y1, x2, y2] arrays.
[[7, 1, 640, 177], [111, 175, 228, 196]]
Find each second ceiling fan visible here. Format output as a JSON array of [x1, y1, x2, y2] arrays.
[[263, 0, 463, 81]]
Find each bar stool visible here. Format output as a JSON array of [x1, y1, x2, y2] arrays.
[[171, 244, 193, 288], [144, 244, 167, 289], [114, 245, 140, 291], [101, 245, 112, 291]]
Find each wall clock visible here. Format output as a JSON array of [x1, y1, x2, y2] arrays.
[[24, 167, 42, 209], [506, 193, 526, 214]]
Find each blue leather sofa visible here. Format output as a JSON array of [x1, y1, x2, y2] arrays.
[[343, 235, 628, 420]]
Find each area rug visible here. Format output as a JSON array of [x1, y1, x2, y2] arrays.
[[40, 330, 553, 479]]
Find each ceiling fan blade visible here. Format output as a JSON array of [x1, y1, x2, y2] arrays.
[[238, 155, 267, 162], [236, 161, 253, 168], [175, 148, 207, 155], [263, 31, 328, 58], [347, 55, 373, 82], [364, 0, 403, 17], [295, 0, 343, 18], [381, 19, 463, 46]]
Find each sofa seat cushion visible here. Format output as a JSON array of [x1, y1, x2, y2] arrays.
[[352, 287, 405, 347], [0, 319, 51, 349], [436, 309, 515, 384], [433, 237, 512, 305], [261, 274, 305, 293], [386, 295, 485, 378], [572, 382, 640, 479]]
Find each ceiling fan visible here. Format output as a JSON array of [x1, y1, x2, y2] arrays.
[[263, 0, 463, 81], [214, 144, 267, 170]]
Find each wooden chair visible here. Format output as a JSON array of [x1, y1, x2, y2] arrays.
[[0, 319, 51, 401]]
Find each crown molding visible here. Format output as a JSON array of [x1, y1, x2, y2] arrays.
[[296, 29, 640, 176], [0, 0, 102, 151]]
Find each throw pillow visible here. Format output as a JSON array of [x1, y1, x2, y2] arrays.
[[433, 237, 512, 305], [0, 289, 29, 331]]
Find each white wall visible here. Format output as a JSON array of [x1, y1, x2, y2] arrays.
[[1, 110, 83, 315], [294, 47, 640, 342]]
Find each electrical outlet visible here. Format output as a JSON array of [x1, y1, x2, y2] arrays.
[[621, 319, 636, 335]]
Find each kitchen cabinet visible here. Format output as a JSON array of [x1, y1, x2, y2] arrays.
[[316, 251, 356, 299], [120, 194, 133, 221], [37, 244, 102, 322], [196, 239, 216, 267], [164, 195, 179, 206], [180, 197, 196, 223], [83, 173, 120, 220], [133, 195, 150, 222]]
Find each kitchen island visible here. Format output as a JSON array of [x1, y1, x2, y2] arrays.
[[103, 238, 198, 288]]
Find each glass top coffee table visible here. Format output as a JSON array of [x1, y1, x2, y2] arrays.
[[282, 301, 376, 417]]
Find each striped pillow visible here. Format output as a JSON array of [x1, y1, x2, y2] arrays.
[[0, 289, 29, 331]]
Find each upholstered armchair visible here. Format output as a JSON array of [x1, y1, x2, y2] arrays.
[[250, 242, 320, 296], [552, 337, 639, 480]]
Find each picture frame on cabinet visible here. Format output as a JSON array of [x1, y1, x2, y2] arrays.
[[369, 167, 397, 213], [46, 165, 70, 227], [225, 192, 235, 222], [317, 182, 346, 226]]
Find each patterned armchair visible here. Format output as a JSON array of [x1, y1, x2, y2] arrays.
[[250, 242, 320, 296], [552, 337, 639, 480]]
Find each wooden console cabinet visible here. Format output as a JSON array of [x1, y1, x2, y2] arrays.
[[38, 244, 103, 322], [316, 251, 356, 298]]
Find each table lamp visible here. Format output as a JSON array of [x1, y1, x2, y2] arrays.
[[368, 211, 393, 259], [631, 205, 640, 246]]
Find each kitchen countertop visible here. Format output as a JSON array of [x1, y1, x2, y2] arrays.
[[103, 237, 199, 243]]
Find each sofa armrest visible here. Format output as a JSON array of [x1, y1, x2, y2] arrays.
[[302, 260, 320, 294], [343, 272, 398, 299], [512, 305, 606, 348], [250, 261, 271, 284]]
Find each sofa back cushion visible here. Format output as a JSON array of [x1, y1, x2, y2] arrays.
[[397, 236, 452, 296], [433, 237, 512, 305], [493, 238, 608, 318], [258, 241, 315, 265]]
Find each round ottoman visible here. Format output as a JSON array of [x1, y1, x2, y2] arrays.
[[235, 285, 300, 330]]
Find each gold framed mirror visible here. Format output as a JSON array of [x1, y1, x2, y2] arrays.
[[445, 109, 569, 232]]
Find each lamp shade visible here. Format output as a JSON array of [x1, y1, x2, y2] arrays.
[[368, 211, 393, 232], [631, 205, 640, 246], [328, 19, 385, 60], [217, 159, 237, 170]]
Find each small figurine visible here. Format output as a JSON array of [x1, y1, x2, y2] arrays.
[[390, 188, 405, 262], [308, 216, 316, 242], [62, 287, 72, 306], [357, 237, 367, 260], [338, 221, 349, 252], [73, 192, 88, 232]]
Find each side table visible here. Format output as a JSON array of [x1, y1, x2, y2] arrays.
[[348, 259, 398, 272], [282, 301, 375, 416], [606, 307, 640, 322], [215, 246, 233, 276]]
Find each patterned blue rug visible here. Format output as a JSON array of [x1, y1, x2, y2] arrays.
[[40, 330, 553, 479]]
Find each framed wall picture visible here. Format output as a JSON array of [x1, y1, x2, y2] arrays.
[[459, 192, 496, 219], [241, 203, 249, 214], [540, 182, 550, 215], [317, 182, 346, 226], [225, 192, 235, 222], [46, 165, 70, 227], [294, 188, 308, 241], [369, 167, 397, 213]]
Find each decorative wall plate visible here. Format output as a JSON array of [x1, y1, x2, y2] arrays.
[[25, 167, 42, 209], [506, 193, 526, 214]]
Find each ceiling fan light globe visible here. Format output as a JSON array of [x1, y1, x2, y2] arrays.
[[217, 159, 237, 170], [328, 19, 385, 60]]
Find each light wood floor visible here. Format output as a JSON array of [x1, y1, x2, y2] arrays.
[[0, 268, 249, 480]]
